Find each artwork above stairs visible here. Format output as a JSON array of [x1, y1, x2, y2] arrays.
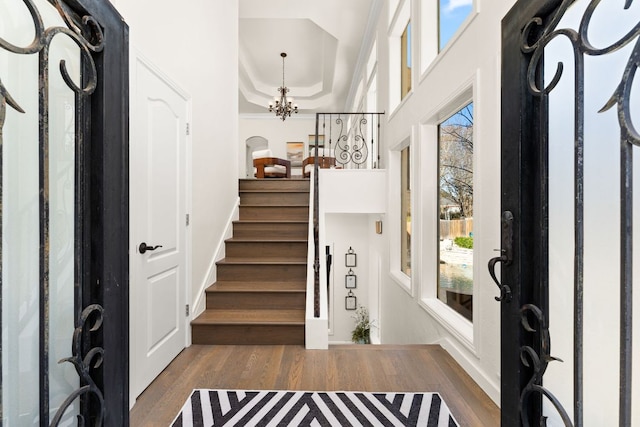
[[191, 178, 310, 345]]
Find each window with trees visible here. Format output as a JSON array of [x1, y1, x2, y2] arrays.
[[438, 0, 473, 51], [438, 103, 473, 321]]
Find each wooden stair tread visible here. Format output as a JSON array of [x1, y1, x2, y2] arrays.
[[239, 178, 308, 182], [233, 220, 308, 224], [225, 238, 308, 243], [240, 189, 309, 194], [217, 257, 307, 265], [193, 309, 305, 325], [240, 204, 309, 208], [207, 281, 306, 293]]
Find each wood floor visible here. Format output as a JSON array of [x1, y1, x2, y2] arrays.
[[130, 344, 500, 426]]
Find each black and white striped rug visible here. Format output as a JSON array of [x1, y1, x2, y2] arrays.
[[171, 389, 459, 426]]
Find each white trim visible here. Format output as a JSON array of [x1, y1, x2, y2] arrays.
[[421, 298, 474, 351], [388, 130, 414, 294], [439, 335, 500, 406], [387, 0, 412, 114], [191, 198, 240, 318], [388, 0, 410, 34], [344, 0, 384, 111], [417, 75, 476, 348], [419, 6, 480, 85], [419, 75, 474, 125]]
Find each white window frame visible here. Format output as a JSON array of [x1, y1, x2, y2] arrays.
[[388, 0, 412, 114], [418, 81, 476, 352], [419, 0, 480, 80], [389, 128, 417, 294]]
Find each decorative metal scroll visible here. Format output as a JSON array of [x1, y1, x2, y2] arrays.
[[0, 0, 105, 425], [311, 112, 384, 319], [316, 113, 384, 170], [519, 0, 638, 425], [50, 305, 105, 427]]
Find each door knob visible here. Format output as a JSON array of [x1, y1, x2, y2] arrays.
[[139, 242, 163, 254]]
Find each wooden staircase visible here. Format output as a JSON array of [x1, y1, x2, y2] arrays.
[[191, 178, 309, 345]]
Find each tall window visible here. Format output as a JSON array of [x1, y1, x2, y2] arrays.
[[438, 103, 473, 321], [438, 0, 472, 51], [401, 22, 411, 99], [401, 146, 411, 275]]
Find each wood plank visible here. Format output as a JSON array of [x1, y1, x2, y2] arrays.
[[207, 281, 306, 292], [239, 178, 310, 192], [240, 191, 310, 206], [216, 261, 307, 282], [192, 324, 304, 345], [130, 345, 500, 426], [192, 309, 305, 325], [232, 220, 309, 239], [239, 205, 309, 221], [224, 239, 308, 259]]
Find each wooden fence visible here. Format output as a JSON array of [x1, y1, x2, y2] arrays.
[[440, 218, 474, 240]]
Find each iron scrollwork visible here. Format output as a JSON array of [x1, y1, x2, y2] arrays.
[[50, 305, 105, 427], [519, 304, 571, 427], [335, 116, 370, 168], [1, 0, 105, 425], [520, 0, 638, 425]]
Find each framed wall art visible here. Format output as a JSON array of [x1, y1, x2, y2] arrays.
[[345, 290, 357, 310], [345, 246, 357, 267], [345, 269, 357, 288]]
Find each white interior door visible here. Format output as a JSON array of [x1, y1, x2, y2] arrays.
[[130, 55, 190, 400]]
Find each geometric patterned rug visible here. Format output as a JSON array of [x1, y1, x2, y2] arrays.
[[171, 389, 459, 426]]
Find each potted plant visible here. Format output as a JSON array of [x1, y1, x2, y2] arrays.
[[351, 305, 374, 344]]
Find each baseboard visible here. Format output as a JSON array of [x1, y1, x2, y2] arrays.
[[191, 197, 240, 319], [439, 336, 500, 406]]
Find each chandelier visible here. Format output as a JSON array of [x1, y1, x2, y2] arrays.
[[268, 52, 298, 121]]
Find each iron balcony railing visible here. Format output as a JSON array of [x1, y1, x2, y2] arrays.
[[311, 112, 384, 317]]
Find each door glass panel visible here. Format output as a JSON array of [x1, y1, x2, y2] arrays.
[[545, 1, 640, 425], [48, 29, 79, 427], [1, 0, 80, 424], [438, 103, 473, 322], [1, 1, 41, 423]]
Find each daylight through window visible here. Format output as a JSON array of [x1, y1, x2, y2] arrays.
[[438, 0, 472, 51], [438, 103, 473, 321]]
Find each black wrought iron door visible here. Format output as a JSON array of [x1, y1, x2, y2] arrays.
[[0, 0, 129, 426], [498, 0, 638, 425]]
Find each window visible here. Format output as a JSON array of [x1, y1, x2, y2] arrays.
[[388, 0, 410, 112], [401, 22, 411, 100], [438, 0, 473, 51], [438, 103, 473, 321], [401, 146, 411, 275]]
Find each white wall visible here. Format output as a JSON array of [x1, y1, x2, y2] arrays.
[[111, 0, 239, 347], [318, 170, 386, 343], [239, 115, 316, 177], [355, 0, 519, 405]]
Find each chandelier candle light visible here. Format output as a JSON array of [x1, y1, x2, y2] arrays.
[[268, 52, 298, 121]]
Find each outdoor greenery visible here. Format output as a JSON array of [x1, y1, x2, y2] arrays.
[[454, 236, 473, 249]]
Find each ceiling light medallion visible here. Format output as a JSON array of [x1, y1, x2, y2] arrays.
[[268, 52, 298, 121]]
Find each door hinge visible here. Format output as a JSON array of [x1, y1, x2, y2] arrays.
[[186, 304, 190, 316], [186, 123, 190, 135], [186, 214, 190, 226]]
